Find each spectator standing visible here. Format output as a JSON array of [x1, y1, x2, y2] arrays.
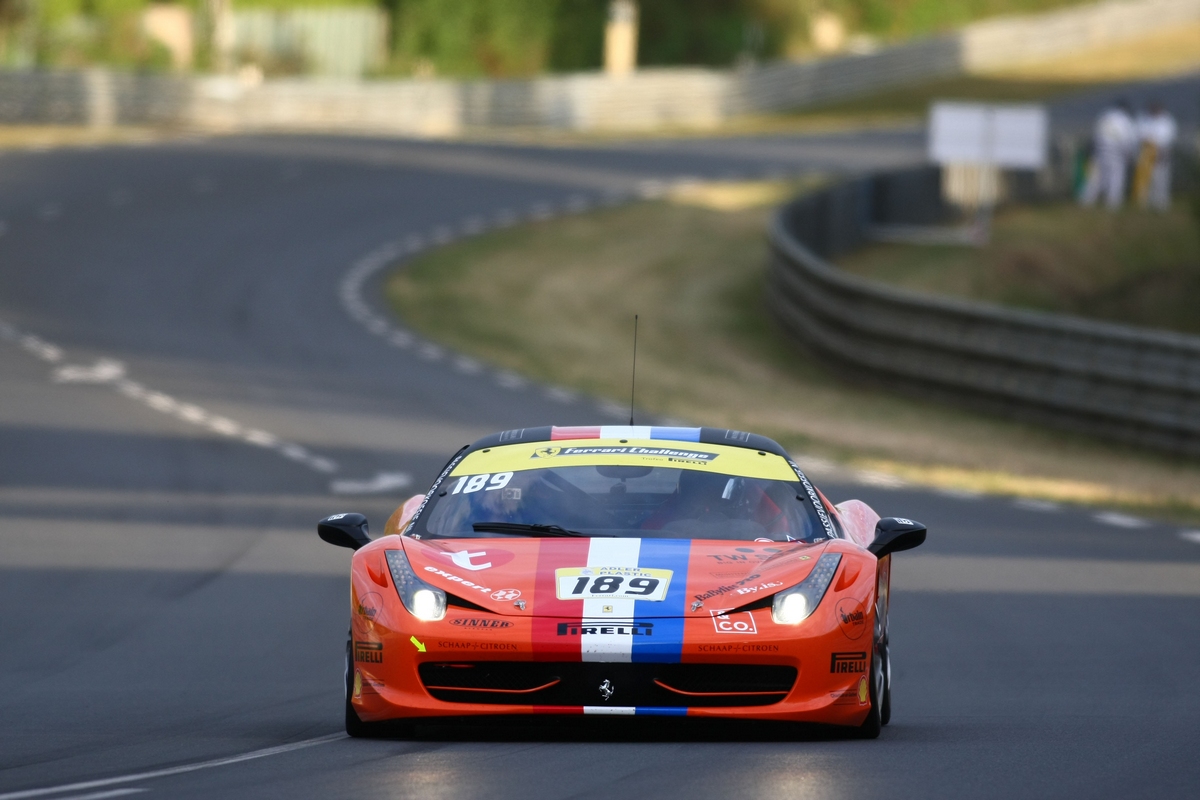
[[1136, 102, 1177, 211], [1080, 100, 1137, 210]]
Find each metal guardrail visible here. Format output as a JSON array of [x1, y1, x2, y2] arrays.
[[766, 174, 1200, 457]]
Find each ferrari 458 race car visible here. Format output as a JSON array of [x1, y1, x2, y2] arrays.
[[319, 426, 925, 739]]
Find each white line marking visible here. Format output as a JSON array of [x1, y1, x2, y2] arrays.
[[52, 789, 144, 800], [495, 372, 526, 390], [331, 471, 412, 495], [1094, 511, 1149, 529], [854, 471, 907, 489], [418, 343, 443, 361], [596, 400, 628, 420], [791, 456, 836, 474], [432, 226, 454, 244], [936, 487, 983, 500], [1013, 498, 1061, 512], [454, 356, 482, 374], [1, 318, 338, 476], [545, 386, 577, 403], [1180, 531, 1200, 544], [0, 734, 343, 800], [38, 204, 61, 221], [53, 359, 125, 384]]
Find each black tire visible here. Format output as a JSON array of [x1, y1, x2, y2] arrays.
[[880, 642, 892, 727], [853, 643, 883, 739], [344, 640, 414, 739]]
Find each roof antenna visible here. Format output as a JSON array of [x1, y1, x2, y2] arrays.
[[629, 314, 638, 426]]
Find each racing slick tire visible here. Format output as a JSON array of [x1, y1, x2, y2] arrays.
[[880, 641, 892, 727], [853, 642, 884, 740], [344, 640, 413, 739]]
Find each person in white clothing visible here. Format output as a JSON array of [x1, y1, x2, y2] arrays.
[[1136, 102, 1177, 211], [1080, 100, 1137, 210]]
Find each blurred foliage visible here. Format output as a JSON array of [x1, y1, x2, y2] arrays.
[[0, 0, 1110, 75], [823, 0, 1091, 39]]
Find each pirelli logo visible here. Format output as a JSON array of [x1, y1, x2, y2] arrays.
[[830, 651, 866, 673], [354, 641, 383, 663]]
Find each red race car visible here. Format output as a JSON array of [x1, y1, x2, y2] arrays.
[[319, 425, 925, 738]]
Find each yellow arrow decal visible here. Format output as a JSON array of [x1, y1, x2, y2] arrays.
[[409, 635, 426, 653]]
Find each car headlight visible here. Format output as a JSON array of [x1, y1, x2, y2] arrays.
[[772, 553, 842, 625], [385, 549, 447, 622]]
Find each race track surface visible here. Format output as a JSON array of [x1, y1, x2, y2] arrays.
[[1, 121, 1198, 800]]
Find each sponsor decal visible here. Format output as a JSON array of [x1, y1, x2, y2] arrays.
[[354, 641, 383, 664], [696, 643, 780, 653], [491, 588, 521, 601], [406, 448, 469, 534], [555, 566, 672, 601], [692, 573, 763, 602], [436, 641, 519, 651], [830, 688, 859, 706], [789, 460, 836, 538], [830, 651, 867, 674], [531, 445, 718, 462], [423, 565, 493, 595], [449, 617, 513, 630], [356, 591, 382, 620], [734, 580, 784, 597], [437, 548, 515, 571], [858, 675, 869, 705], [710, 610, 758, 635], [556, 621, 654, 636], [705, 546, 784, 564], [352, 669, 362, 700], [835, 599, 867, 640]]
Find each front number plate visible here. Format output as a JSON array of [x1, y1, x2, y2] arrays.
[[555, 567, 673, 602]]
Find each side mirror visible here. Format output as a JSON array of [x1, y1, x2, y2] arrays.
[[869, 517, 926, 558], [318, 513, 371, 550]]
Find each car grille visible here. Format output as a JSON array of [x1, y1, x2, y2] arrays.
[[418, 662, 796, 708]]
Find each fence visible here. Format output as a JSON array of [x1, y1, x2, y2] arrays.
[[765, 170, 1200, 456], [1, 0, 1198, 134]]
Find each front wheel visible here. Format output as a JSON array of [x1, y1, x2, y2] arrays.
[[853, 643, 884, 739], [344, 640, 412, 738]]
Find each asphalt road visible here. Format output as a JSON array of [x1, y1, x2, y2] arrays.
[[1, 117, 1198, 800]]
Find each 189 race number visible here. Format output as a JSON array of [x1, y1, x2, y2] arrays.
[[554, 567, 673, 602]]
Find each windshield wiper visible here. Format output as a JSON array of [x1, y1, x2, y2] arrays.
[[472, 522, 590, 538]]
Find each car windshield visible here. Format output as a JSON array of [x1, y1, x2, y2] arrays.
[[416, 463, 829, 543]]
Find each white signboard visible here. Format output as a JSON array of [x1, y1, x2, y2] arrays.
[[928, 102, 1047, 169]]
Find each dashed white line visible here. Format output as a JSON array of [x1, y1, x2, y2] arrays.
[[431, 226, 454, 244], [935, 487, 983, 500], [597, 400, 628, 420], [0, 733, 344, 800], [331, 471, 413, 495], [1094, 511, 1149, 529], [52, 789, 144, 800], [454, 356, 482, 374], [38, 203, 61, 221], [1013, 498, 1061, 512], [495, 372, 526, 390], [854, 471, 907, 489], [1179, 531, 1200, 544], [1, 320, 340, 476], [545, 386, 578, 403], [418, 343, 444, 361]]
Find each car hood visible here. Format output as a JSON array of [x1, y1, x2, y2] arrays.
[[399, 535, 830, 617]]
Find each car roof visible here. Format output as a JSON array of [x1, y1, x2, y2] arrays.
[[466, 425, 790, 458]]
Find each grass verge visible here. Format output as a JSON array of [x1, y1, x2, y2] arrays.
[[387, 182, 1200, 522], [839, 202, 1200, 334]]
